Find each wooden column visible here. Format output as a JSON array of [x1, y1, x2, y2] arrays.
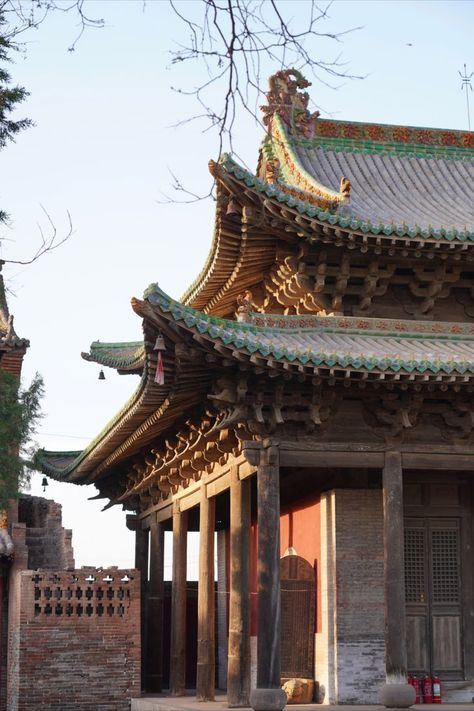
[[196, 486, 216, 701], [132, 520, 149, 692], [383, 451, 407, 680], [256, 443, 281, 689], [227, 467, 251, 707], [147, 520, 164, 692], [170, 503, 188, 697], [381, 451, 414, 708]]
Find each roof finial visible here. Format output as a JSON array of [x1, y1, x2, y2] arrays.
[[260, 69, 320, 138]]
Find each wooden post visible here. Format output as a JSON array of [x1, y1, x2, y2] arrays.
[[250, 442, 286, 711], [132, 520, 149, 692], [380, 451, 415, 708], [227, 467, 251, 707], [170, 503, 188, 697], [147, 520, 164, 692], [196, 485, 216, 701], [256, 443, 281, 688]]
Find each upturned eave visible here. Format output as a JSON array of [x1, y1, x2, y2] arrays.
[[40, 284, 474, 491]]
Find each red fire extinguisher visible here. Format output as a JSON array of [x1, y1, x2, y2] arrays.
[[423, 675, 433, 704], [432, 675, 442, 704], [408, 674, 422, 704]]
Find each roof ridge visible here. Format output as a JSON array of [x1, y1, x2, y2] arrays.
[[317, 116, 474, 139], [311, 118, 474, 154], [144, 283, 474, 340], [87, 340, 143, 349]]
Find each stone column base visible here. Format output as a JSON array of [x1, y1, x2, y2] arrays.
[[380, 682, 415, 708], [250, 688, 287, 711]]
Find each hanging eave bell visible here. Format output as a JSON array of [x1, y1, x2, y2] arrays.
[[153, 330, 166, 385], [226, 196, 242, 220], [154, 332, 165, 351]]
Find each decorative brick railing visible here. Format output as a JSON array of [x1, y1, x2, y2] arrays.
[[8, 567, 140, 711], [32, 569, 134, 620]]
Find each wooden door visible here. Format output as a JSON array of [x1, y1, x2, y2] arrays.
[[280, 554, 315, 679], [405, 518, 463, 679]]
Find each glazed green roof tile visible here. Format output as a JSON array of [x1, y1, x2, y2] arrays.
[[219, 153, 474, 242], [253, 111, 474, 241], [82, 341, 145, 371], [144, 285, 474, 376], [39, 285, 474, 481], [39, 451, 82, 477]]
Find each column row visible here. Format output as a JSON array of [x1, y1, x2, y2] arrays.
[[138, 448, 413, 709]]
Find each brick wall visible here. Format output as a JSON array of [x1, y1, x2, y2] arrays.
[[315, 489, 385, 704], [7, 568, 141, 711], [0, 351, 25, 378], [18, 496, 74, 570]]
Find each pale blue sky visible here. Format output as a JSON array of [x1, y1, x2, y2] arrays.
[[1, 0, 472, 572]]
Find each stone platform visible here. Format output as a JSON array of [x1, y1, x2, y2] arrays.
[[131, 694, 474, 711]]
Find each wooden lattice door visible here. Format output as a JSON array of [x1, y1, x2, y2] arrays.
[[280, 554, 315, 679], [405, 518, 463, 679]]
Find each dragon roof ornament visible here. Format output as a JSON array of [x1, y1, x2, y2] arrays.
[[261, 69, 320, 139]]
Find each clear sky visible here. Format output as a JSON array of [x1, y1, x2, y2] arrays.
[[1, 0, 472, 574]]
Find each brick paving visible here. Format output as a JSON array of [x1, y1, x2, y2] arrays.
[[132, 694, 474, 711]]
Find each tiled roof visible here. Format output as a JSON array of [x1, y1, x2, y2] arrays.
[[40, 451, 82, 477], [81, 341, 144, 373], [259, 113, 474, 241], [145, 285, 474, 378], [220, 153, 474, 243], [39, 284, 474, 483]]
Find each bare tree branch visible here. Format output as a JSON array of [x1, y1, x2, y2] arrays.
[[2, 208, 73, 265], [157, 170, 214, 204], [1, 0, 105, 51], [2, 1, 363, 206], [166, 0, 363, 201]]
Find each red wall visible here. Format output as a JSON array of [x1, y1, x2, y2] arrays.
[[249, 495, 321, 635]]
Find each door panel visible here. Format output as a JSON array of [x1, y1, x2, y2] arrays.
[[432, 616, 462, 671], [406, 615, 429, 671], [405, 517, 463, 679]]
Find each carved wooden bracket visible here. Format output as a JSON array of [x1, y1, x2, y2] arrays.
[[208, 373, 340, 436], [363, 391, 424, 442]]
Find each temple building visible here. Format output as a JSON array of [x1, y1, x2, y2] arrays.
[[41, 70, 474, 707]]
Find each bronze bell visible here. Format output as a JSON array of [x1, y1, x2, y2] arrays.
[[98, 369, 105, 380], [154, 333, 166, 351], [226, 198, 241, 218], [41, 477, 48, 493]]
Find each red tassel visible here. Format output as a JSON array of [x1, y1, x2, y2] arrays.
[[155, 351, 165, 385]]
